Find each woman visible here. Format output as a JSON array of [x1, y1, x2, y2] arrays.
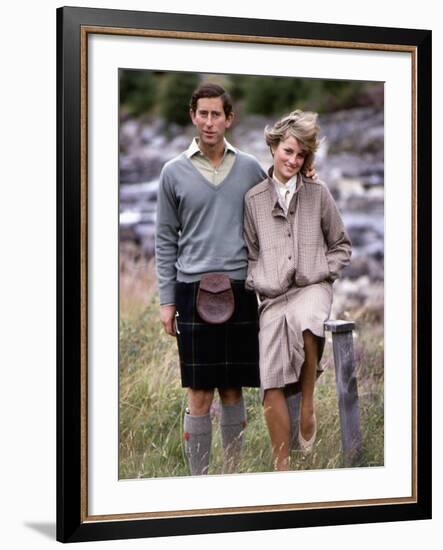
[[244, 110, 351, 471]]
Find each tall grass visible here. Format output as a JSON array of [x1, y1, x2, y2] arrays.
[[119, 293, 384, 479]]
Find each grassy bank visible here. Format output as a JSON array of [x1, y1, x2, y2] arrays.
[[119, 292, 384, 479]]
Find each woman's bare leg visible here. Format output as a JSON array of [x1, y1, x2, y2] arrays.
[[299, 330, 319, 441], [263, 388, 291, 471]]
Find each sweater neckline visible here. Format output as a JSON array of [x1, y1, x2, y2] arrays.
[[182, 151, 240, 192]]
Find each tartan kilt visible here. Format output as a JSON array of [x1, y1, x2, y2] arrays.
[[175, 280, 260, 389]]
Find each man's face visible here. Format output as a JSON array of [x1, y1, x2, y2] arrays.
[[190, 97, 233, 149]]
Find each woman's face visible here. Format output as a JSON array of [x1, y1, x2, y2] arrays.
[[271, 135, 306, 183]]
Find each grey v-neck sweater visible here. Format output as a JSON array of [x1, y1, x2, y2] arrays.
[[155, 150, 266, 305]]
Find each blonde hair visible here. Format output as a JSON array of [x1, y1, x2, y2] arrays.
[[264, 110, 320, 170]]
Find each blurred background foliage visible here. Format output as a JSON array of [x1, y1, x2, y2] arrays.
[[119, 70, 380, 124]]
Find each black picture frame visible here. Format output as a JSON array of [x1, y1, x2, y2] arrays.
[[56, 6, 432, 543]]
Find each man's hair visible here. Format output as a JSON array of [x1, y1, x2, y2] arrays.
[[189, 83, 233, 117], [264, 110, 320, 171]]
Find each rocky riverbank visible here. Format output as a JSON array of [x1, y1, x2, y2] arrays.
[[119, 106, 384, 318]]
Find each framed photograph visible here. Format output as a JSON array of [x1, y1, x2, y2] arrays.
[[57, 6, 431, 543]]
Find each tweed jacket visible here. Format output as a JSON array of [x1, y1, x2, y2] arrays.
[[244, 172, 351, 298]]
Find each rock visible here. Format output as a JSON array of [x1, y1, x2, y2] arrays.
[[135, 224, 157, 257], [343, 256, 384, 281], [119, 151, 168, 183], [359, 126, 384, 155], [120, 180, 159, 203], [331, 277, 384, 320]]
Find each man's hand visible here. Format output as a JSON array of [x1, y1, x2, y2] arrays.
[[160, 304, 177, 336], [303, 163, 318, 180]]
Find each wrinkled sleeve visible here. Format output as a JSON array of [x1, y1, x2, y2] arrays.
[[155, 167, 180, 305], [243, 196, 260, 291], [321, 185, 352, 280]]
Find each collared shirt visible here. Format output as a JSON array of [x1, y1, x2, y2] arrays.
[[185, 138, 237, 186], [273, 173, 299, 212]]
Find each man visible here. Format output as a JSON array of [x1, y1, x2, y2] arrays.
[[155, 83, 313, 475]]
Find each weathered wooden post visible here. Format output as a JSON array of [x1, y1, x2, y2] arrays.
[[324, 320, 363, 466]]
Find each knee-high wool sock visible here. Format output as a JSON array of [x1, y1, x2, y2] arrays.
[[220, 397, 247, 474], [183, 410, 212, 476]]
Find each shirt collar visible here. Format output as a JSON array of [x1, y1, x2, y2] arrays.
[[185, 137, 237, 159], [267, 166, 303, 214], [273, 173, 298, 194]]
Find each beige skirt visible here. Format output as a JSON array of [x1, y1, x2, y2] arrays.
[[258, 281, 333, 396]]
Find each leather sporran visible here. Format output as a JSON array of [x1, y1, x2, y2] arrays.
[[196, 273, 234, 324]]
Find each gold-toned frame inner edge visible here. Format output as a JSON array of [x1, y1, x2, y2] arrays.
[[79, 25, 418, 523]]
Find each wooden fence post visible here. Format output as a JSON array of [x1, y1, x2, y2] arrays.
[[324, 320, 363, 466]]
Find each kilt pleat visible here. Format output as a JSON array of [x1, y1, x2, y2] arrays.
[[175, 281, 260, 389]]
